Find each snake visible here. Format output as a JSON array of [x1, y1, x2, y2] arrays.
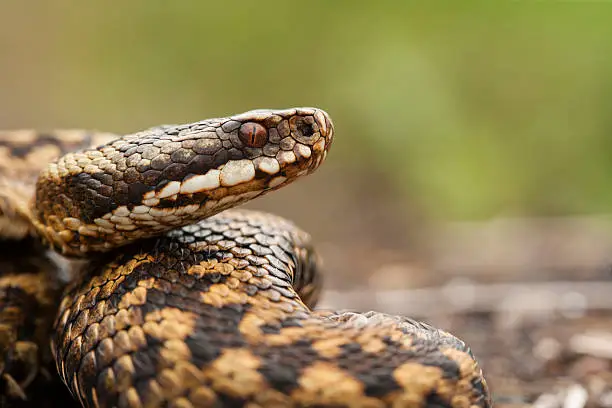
[[0, 107, 491, 408]]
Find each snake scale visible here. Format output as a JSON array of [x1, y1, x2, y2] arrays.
[[0, 108, 490, 408]]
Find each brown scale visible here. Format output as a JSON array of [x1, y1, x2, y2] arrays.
[[0, 109, 491, 408]]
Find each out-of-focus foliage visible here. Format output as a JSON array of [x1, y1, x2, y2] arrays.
[[2, 1, 612, 220]]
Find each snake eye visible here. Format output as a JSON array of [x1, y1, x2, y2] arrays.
[[239, 122, 268, 148]]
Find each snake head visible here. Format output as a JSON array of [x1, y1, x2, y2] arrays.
[[34, 108, 334, 256], [227, 107, 334, 185], [239, 107, 332, 155]]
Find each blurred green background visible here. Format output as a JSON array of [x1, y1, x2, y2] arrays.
[[3, 2, 612, 222], [5, 5, 612, 399]]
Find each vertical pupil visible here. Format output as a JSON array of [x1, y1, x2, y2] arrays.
[[239, 122, 267, 147]]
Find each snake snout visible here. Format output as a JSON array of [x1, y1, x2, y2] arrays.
[[313, 108, 333, 140]]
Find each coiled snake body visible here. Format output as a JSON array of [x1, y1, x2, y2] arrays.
[[0, 108, 490, 408]]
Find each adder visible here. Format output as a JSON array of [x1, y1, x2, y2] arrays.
[[0, 108, 490, 408]]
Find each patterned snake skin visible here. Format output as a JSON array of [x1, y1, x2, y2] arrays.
[[0, 108, 491, 408]]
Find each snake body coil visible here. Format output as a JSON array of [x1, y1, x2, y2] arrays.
[[0, 108, 490, 407]]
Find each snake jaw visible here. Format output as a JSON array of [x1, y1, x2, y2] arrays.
[[32, 107, 334, 257]]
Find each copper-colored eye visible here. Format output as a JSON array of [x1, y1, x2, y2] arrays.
[[239, 122, 268, 147]]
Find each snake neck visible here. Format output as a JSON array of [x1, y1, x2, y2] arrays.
[[0, 129, 120, 244]]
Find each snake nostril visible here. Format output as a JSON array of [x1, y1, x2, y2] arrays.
[[297, 121, 314, 137], [290, 116, 321, 145], [239, 122, 268, 148]]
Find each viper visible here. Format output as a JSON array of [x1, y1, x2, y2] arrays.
[[0, 108, 490, 408]]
